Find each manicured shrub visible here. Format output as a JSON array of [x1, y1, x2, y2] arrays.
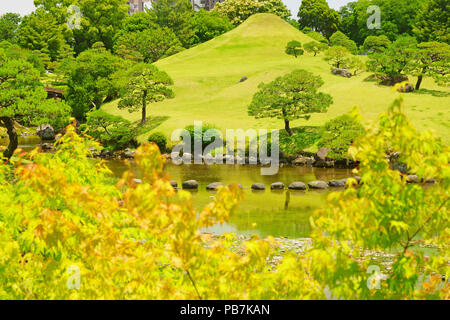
[[330, 31, 357, 54], [148, 132, 168, 153], [184, 123, 222, 152], [318, 112, 365, 160], [85, 109, 138, 151]]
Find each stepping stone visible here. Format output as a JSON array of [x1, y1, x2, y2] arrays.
[[308, 180, 328, 189], [251, 183, 266, 190], [328, 179, 346, 187], [406, 175, 419, 183], [270, 182, 285, 190], [182, 180, 198, 189], [288, 182, 306, 190], [206, 182, 224, 191], [424, 178, 436, 184], [170, 181, 178, 188]]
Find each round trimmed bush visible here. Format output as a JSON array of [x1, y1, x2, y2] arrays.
[[148, 132, 168, 153], [184, 123, 222, 152]]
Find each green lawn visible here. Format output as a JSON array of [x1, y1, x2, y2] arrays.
[[102, 13, 450, 145]]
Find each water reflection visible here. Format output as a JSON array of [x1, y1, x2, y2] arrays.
[[107, 159, 351, 238]]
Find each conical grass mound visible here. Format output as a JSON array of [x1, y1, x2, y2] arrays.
[[103, 13, 449, 143]]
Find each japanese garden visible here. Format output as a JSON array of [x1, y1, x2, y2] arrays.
[[0, 0, 448, 301]]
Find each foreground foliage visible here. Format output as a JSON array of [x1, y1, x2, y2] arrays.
[[0, 99, 448, 299], [311, 98, 449, 299]]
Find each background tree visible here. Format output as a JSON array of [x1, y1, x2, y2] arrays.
[[74, 0, 129, 53], [114, 27, 184, 63], [339, 0, 423, 45], [0, 13, 21, 43], [337, 1, 359, 43], [285, 41, 304, 58], [189, 10, 233, 45], [213, 0, 291, 26], [117, 63, 174, 125], [0, 41, 45, 75], [362, 35, 392, 54], [0, 49, 70, 158], [33, 0, 72, 25], [414, 0, 449, 44], [115, 11, 155, 35], [303, 41, 328, 56], [61, 44, 124, 120], [346, 56, 366, 76], [329, 31, 357, 54], [147, 0, 195, 48], [408, 42, 450, 90], [18, 8, 68, 62], [115, 45, 144, 63], [297, 0, 340, 39], [248, 69, 333, 136], [34, 0, 129, 54], [324, 46, 351, 69], [366, 36, 418, 85]]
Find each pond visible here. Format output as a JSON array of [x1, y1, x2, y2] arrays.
[[8, 138, 352, 238], [107, 159, 352, 238]]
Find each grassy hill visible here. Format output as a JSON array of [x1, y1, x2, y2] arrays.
[[102, 13, 450, 145]]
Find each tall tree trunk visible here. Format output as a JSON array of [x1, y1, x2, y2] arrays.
[[284, 118, 293, 136], [0, 116, 18, 159], [282, 108, 293, 136], [415, 75, 423, 90], [141, 90, 147, 125]]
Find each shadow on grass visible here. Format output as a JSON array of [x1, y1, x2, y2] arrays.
[[133, 116, 170, 135], [413, 89, 450, 97]]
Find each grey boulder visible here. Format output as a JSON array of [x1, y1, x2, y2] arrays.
[[288, 182, 307, 190], [332, 68, 352, 78], [36, 124, 55, 140], [251, 183, 266, 190], [308, 180, 328, 189], [270, 182, 285, 190], [328, 179, 346, 187], [206, 182, 224, 191], [182, 180, 198, 189]]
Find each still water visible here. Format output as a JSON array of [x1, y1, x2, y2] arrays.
[[107, 159, 352, 238], [10, 138, 352, 238]]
